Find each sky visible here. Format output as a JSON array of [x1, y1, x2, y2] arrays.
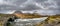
[[0, 0, 60, 15]]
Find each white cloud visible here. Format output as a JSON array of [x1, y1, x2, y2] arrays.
[[0, 0, 60, 15], [0, 0, 17, 6], [41, 0, 58, 9], [0, 10, 16, 14]]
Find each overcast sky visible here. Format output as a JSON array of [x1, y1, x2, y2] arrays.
[[0, 0, 60, 15]]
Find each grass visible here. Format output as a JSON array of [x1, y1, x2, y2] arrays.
[[0, 13, 60, 26]]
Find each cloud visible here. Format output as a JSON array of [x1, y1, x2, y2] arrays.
[[19, 0, 59, 10], [0, 0, 60, 15], [42, 0, 58, 9], [0, 0, 60, 10], [0, 0, 17, 6], [0, 10, 16, 14]]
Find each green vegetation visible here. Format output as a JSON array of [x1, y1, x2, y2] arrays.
[[0, 14, 13, 17], [0, 14, 14, 26], [0, 13, 60, 26]]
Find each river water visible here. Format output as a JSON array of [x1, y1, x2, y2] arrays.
[[12, 17, 48, 26]]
